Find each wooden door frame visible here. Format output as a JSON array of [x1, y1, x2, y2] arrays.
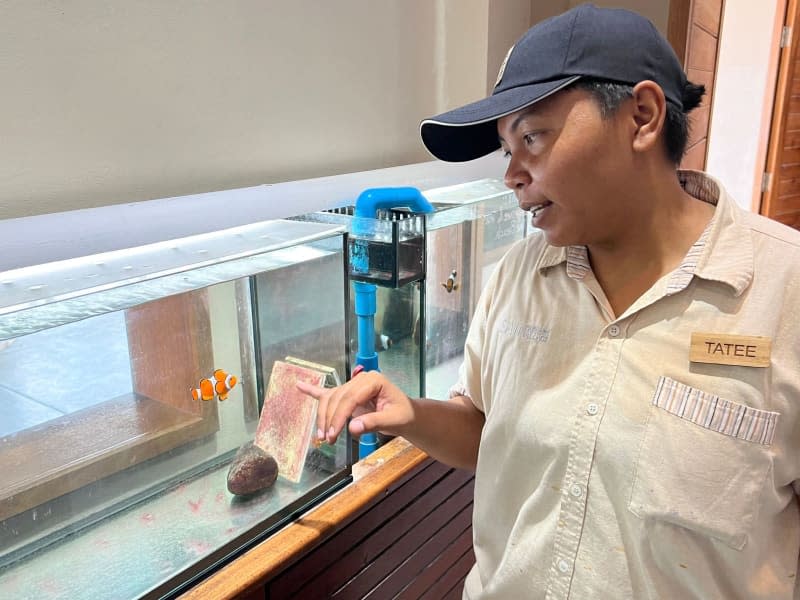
[[667, 0, 693, 61], [761, 0, 799, 217], [666, 0, 726, 172]]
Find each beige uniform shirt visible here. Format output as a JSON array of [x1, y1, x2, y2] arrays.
[[456, 171, 800, 599]]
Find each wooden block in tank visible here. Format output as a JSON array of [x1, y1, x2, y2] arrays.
[[254, 360, 325, 483]]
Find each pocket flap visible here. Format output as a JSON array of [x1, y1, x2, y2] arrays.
[[652, 376, 779, 446]]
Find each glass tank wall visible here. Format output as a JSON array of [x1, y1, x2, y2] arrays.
[[292, 208, 426, 400], [294, 178, 525, 401], [0, 220, 353, 599], [422, 179, 526, 398]]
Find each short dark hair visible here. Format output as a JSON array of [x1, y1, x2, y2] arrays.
[[573, 78, 706, 164]]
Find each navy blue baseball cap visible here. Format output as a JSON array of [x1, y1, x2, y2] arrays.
[[420, 4, 688, 162]]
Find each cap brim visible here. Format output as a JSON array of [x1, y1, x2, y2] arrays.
[[420, 76, 581, 162]]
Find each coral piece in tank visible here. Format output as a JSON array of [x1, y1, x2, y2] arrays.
[[254, 360, 325, 483], [226, 442, 279, 496]]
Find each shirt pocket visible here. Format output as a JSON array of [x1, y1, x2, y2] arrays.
[[628, 376, 778, 550]]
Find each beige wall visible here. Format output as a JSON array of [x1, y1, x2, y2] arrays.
[[0, 0, 527, 220], [530, 0, 570, 26], [0, 1, 432, 219], [530, 0, 667, 33], [569, 0, 667, 33], [487, 0, 532, 92], [8, 0, 753, 224], [436, 0, 489, 110]]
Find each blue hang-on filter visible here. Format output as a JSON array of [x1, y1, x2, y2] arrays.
[[350, 187, 434, 458]]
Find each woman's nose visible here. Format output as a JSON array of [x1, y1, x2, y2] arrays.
[[503, 155, 531, 190]]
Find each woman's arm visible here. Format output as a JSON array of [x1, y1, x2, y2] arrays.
[[297, 371, 484, 471]]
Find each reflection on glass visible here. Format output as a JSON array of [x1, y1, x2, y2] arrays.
[[424, 184, 526, 399], [371, 283, 422, 398], [0, 311, 132, 437]]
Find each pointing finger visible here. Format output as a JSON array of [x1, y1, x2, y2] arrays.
[[296, 381, 330, 443], [296, 381, 325, 398]]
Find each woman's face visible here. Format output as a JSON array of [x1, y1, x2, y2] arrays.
[[498, 87, 637, 248]]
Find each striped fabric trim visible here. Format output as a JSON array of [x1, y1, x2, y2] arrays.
[[566, 245, 591, 280], [652, 376, 779, 446], [664, 218, 715, 295], [664, 171, 721, 295], [679, 171, 721, 206]]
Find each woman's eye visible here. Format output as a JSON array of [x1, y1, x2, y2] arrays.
[[502, 149, 511, 158], [523, 133, 538, 146]]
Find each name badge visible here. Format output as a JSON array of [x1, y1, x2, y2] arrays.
[[690, 333, 771, 368]]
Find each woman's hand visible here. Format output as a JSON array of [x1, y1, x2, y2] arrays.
[[297, 370, 415, 445]]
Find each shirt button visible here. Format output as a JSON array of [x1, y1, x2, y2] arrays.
[[586, 403, 599, 415], [570, 483, 583, 498], [557, 558, 571, 573], [608, 324, 621, 337]]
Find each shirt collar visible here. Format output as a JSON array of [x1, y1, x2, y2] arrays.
[[679, 170, 753, 296], [536, 170, 753, 296]]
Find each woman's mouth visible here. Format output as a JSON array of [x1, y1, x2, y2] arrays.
[[529, 201, 552, 220]]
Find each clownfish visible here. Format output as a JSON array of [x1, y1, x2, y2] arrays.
[[212, 369, 237, 401], [191, 377, 215, 402], [441, 270, 458, 293], [191, 369, 238, 401]]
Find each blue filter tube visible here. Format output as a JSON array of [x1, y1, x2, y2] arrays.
[[353, 281, 379, 373], [351, 187, 434, 459], [354, 279, 379, 459], [358, 432, 380, 459]]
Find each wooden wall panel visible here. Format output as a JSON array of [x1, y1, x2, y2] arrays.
[[362, 504, 473, 599], [396, 527, 475, 600], [669, 0, 725, 171], [686, 24, 719, 71], [332, 479, 473, 598], [683, 138, 708, 171], [667, 0, 692, 60], [690, 105, 711, 142], [264, 459, 475, 600], [686, 67, 714, 94], [267, 459, 449, 597], [695, 0, 723, 35]]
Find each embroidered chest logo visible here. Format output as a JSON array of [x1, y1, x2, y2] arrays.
[[498, 318, 550, 343]]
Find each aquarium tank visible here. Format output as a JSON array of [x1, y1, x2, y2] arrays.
[[0, 219, 355, 599]]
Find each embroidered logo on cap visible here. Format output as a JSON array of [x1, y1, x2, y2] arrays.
[[495, 44, 515, 88]]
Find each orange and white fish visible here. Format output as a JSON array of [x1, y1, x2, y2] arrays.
[[191, 377, 216, 402], [191, 369, 238, 401], [211, 369, 237, 401]]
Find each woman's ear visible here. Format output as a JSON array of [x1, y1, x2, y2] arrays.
[[630, 80, 667, 155]]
